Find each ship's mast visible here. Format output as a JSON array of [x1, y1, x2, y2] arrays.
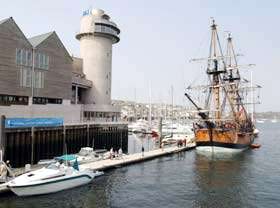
[[206, 19, 226, 122], [186, 19, 255, 132], [224, 33, 240, 116], [223, 33, 254, 128]]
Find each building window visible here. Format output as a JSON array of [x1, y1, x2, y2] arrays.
[[27, 51, 32, 66], [34, 52, 49, 70], [0, 94, 28, 106], [16, 48, 22, 65], [34, 71, 44, 89], [20, 68, 44, 89], [39, 53, 43, 69], [35, 53, 39, 68], [33, 97, 62, 105], [101, 25, 106, 32], [22, 49, 27, 66], [44, 55, 49, 69], [20, 67, 32, 88], [16, 48, 33, 67]]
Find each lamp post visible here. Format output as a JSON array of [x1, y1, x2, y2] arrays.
[[31, 47, 36, 106]]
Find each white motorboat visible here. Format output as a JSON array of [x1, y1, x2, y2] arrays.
[[271, 118, 278, 123], [38, 147, 104, 166], [162, 133, 194, 145], [162, 122, 193, 136], [7, 162, 102, 196], [128, 119, 150, 134], [59, 147, 103, 164]]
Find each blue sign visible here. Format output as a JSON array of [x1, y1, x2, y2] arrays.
[[83, 9, 91, 16], [5, 118, 64, 128]]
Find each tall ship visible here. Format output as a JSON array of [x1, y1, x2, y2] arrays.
[[185, 19, 255, 153]]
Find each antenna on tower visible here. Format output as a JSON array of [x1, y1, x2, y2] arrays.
[[210, 17, 215, 25]]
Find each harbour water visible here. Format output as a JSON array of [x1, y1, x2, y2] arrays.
[[0, 122, 279, 208]]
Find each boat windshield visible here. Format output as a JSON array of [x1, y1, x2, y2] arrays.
[[47, 163, 60, 170], [78, 148, 93, 156]]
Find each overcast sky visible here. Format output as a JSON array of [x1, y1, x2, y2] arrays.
[[1, 0, 279, 112]]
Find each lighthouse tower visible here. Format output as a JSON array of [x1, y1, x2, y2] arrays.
[[76, 9, 120, 105]]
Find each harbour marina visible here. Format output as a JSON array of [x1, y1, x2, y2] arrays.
[[0, 123, 277, 208], [1, 1, 280, 207]]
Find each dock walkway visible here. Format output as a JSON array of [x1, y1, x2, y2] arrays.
[[80, 143, 196, 171], [0, 143, 196, 194]]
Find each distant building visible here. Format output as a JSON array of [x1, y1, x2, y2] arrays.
[[0, 9, 121, 123]]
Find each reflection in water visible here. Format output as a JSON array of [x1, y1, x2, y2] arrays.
[[0, 123, 280, 208], [193, 152, 252, 207], [0, 177, 110, 208]]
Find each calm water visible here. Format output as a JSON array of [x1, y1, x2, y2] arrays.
[[0, 123, 279, 208]]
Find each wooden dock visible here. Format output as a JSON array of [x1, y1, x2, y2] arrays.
[[80, 143, 196, 171], [0, 143, 196, 194]]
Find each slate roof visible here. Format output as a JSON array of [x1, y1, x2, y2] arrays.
[[0, 17, 10, 25], [29, 31, 54, 47]]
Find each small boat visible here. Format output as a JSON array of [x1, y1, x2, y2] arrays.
[[8, 159, 102, 196], [56, 147, 103, 165], [161, 121, 193, 136], [162, 133, 194, 145], [256, 119, 265, 124], [250, 143, 261, 149], [38, 147, 105, 166], [271, 118, 278, 123], [253, 128, 260, 137], [128, 119, 150, 134]]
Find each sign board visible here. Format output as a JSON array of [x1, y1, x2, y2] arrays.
[[83, 9, 91, 16], [5, 118, 64, 128]]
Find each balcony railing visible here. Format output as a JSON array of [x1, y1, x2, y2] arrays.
[[76, 23, 120, 43], [72, 73, 92, 88]]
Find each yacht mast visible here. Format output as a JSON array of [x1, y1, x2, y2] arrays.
[[171, 85, 174, 136], [148, 83, 152, 128], [250, 70, 254, 122]]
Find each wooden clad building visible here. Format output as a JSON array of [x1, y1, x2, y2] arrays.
[[0, 17, 33, 100], [0, 17, 128, 167], [0, 17, 77, 105], [29, 31, 73, 102]]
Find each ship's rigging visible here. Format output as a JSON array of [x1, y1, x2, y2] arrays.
[[185, 19, 259, 131]]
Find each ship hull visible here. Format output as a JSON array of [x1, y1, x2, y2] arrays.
[[194, 128, 254, 154], [196, 141, 248, 153]]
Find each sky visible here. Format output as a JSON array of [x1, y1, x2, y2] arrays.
[[1, 0, 279, 112]]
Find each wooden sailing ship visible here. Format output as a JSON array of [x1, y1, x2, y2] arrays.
[[185, 19, 255, 153]]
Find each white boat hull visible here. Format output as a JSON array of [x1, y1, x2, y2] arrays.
[[8, 171, 95, 196], [196, 146, 247, 154]]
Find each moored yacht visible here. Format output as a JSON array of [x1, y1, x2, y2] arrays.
[[8, 160, 102, 196]]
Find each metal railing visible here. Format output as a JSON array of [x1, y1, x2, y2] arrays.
[[72, 74, 92, 88], [94, 24, 120, 38]]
